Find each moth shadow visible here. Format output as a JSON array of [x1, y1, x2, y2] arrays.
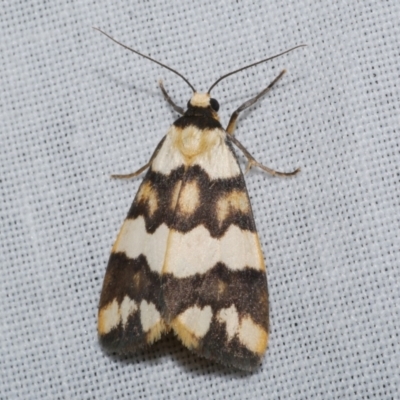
[[100, 332, 175, 367], [101, 332, 254, 378], [171, 339, 256, 378], [93, 68, 158, 98]]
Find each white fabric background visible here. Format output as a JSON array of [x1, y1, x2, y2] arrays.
[[1, 1, 399, 399]]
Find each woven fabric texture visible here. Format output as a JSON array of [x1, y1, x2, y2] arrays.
[[1, 1, 399, 399]]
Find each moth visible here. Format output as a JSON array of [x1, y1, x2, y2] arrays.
[[95, 28, 303, 371]]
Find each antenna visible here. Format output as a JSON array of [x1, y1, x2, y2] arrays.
[[94, 27, 196, 92], [208, 44, 306, 93]]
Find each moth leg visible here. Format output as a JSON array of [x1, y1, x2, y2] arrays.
[[111, 137, 165, 179], [226, 69, 286, 135], [111, 163, 151, 179], [227, 133, 300, 177], [159, 80, 185, 115]]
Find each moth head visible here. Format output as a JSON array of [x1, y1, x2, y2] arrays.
[[187, 92, 220, 118]]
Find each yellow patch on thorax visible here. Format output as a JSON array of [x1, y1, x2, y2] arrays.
[[172, 126, 223, 163]]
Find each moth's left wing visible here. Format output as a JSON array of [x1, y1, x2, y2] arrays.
[[161, 138, 269, 371], [98, 135, 185, 353]]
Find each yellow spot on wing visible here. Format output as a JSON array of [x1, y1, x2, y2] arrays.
[[171, 319, 199, 349], [139, 300, 169, 344], [146, 320, 170, 345], [137, 181, 158, 216], [171, 305, 213, 349], [217, 305, 239, 341], [178, 180, 200, 215], [216, 308, 268, 354], [98, 299, 120, 335], [120, 296, 138, 327], [238, 316, 268, 355], [216, 190, 250, 223], [98, 296, 138, 335], [140, 300, 161, 333], [98, 297, 169, 344]]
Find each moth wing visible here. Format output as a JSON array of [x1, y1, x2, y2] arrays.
[[98, 136, 185, 353], [162, 137, 269, 371]]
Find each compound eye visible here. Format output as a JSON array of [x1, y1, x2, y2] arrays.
[[210, 98, 220, 111]]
